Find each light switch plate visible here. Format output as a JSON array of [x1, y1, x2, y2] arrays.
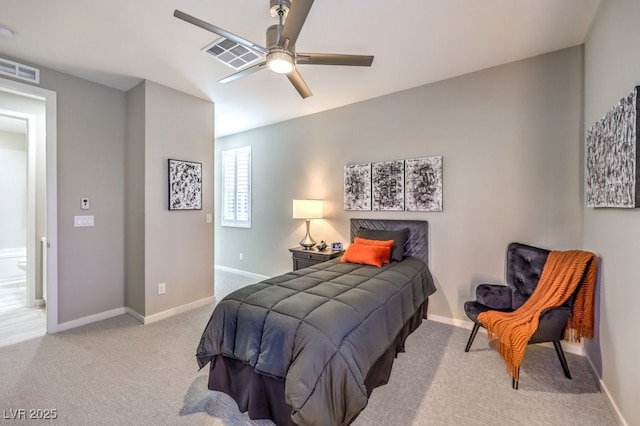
[[74, 215, 95, 227], [206, 213, 212, 223]]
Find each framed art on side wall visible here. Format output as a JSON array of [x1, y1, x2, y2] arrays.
[[168, 159, 202, 210], [586, 86, 639, 208]]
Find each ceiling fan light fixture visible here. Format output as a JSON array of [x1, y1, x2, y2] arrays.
[[267, 50, 294, 74]]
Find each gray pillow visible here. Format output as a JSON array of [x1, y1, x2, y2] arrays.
[[356, 227, 409, 261]]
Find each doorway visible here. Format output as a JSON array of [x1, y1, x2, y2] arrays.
[[0, 111, 43, 347], [0, 78, 58, 343]]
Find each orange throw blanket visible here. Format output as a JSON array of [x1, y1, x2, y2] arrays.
[[478, 250, 597, 381]]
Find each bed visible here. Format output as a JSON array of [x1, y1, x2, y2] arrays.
[[197, 219, 436, 425]]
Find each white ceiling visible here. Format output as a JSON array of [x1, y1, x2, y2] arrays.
[[0, 0, 602, 137]]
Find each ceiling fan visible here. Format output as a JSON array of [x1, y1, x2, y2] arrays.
[[174, 0, 374, 99]]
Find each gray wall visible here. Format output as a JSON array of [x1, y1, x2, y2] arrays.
[[141, 81, 215, 316], [1, 54, 215, 324], [38, 66, 127, 323], [584, 0, 640, 422], [216, 46, 584, 323]]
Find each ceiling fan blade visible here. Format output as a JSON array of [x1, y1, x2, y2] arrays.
[[278, 0, 314, 49], [174, 10, 268, 55], [296, 53, 374, 67], [218, 61, 267, 84], [286, 69, 312, 99]]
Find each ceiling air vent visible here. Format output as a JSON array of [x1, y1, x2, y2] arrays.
[[0, 57, 40, 84], [203, 37, 263, 70]]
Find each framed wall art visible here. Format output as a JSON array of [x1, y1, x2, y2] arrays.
[[586, 86, 640, 208], [168, 159, 202, 210], [405, 156, 443, 212], [372, 160, 404, 211], [344, 163, 372, 210]]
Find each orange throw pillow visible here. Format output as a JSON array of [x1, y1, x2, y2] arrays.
[[353, 237, 394, 263], [340, 243, 392, 267]]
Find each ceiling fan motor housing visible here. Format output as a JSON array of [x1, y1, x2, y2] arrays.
[[267, 24, 289, 50]]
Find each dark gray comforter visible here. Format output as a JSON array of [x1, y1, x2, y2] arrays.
[[197, 257, 436, 425]]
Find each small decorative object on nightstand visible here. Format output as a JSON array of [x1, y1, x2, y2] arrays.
[[289, 246, 345, 271], [316, 240, 327, 251]]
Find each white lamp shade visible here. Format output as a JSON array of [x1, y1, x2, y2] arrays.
[[292, 199, 323, 219]]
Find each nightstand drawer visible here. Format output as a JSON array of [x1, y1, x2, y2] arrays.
[[293, 251, 328, 261], [289, 247, 345, 271]]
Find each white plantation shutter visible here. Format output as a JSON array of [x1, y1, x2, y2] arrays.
[[222, 146, 251, 227]]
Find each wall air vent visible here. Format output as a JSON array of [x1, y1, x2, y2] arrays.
[[0, 57, 40, 84], [203, 37, 263, 70]]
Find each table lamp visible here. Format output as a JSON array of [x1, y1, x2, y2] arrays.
[[292, 199, 323, 249]]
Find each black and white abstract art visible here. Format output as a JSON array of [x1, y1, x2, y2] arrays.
[[169, 159, 202, 210], [372, 160, 405, 211], [405, 156, 443, 212], [344, 163, 371, 210], [586, 86, 639, 208]]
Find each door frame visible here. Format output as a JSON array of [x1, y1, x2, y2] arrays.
[[0, 78, 58, 333]]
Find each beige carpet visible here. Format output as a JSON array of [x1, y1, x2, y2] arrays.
[[0, 300, 617, 426]]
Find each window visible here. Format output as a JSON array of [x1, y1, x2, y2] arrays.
[[221, 146, 251, 228]]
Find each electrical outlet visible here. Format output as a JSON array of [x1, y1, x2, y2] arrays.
[[81, 197, 90, 210], [157, 282, 166, 295], [239, 253, 243, 260]]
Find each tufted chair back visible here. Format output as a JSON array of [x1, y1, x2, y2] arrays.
[[505, 242, 550, 309]]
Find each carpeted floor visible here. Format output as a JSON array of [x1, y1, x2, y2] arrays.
[[0, 277, 618, 425]]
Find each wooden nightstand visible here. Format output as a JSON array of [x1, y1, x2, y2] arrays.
[[289, 246, 345, 271]]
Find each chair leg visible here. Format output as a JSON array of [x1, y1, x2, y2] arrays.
[[511, 366, 520, 389], [465, 323, 481, 352], [553, 340, 572, 379]]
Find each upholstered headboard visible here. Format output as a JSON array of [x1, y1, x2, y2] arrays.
[[349, 218, 429, 265]]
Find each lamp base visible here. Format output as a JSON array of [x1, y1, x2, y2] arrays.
[[299, 219, 316, 250]]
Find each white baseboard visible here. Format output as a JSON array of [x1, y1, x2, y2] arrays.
[[427, 314, 584, 356], [125, 308, 145, 324], [127, 296, 217, 325], [56, 296, 217, 331], [215, 264, 270, 281], [428, 313, 472, 329], [586, 357, 628, 426], [57, 307, 127, 332]]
